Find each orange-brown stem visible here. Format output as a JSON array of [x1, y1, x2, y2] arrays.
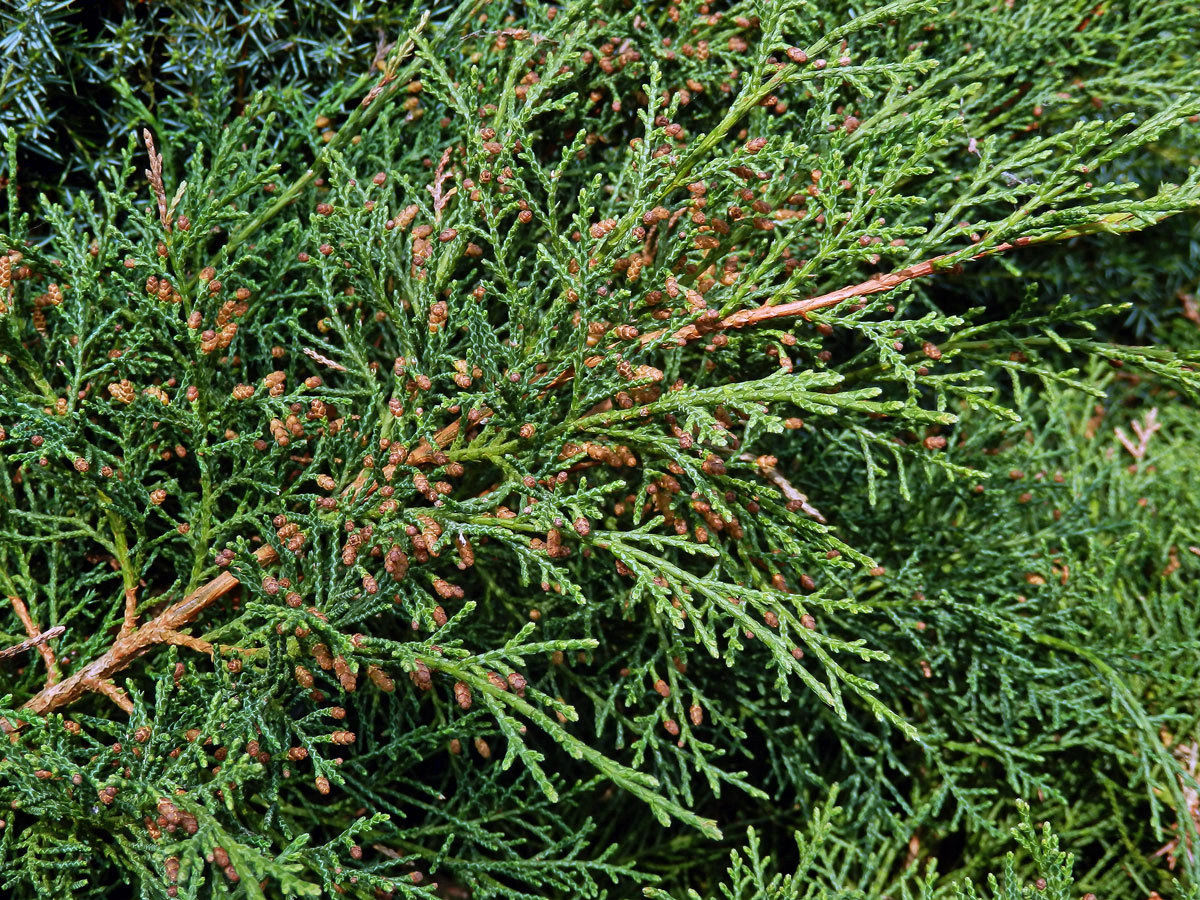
[[540, 242, 1024, 396], [21, 545, 278, 717], [7, 594, 59, 686], [651, 241, 1021, 347]]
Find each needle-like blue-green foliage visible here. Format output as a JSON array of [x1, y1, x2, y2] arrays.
[[1, 1, 1199, 898]]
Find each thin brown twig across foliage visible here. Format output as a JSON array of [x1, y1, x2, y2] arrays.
[[6, 594, 60, 685], [650, 239, 1025, 347]]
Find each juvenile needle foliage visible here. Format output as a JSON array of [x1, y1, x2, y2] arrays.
[[1, 1, 1199, 897]]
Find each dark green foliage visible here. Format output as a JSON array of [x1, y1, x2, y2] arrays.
[[1, 1, 1199, 897]]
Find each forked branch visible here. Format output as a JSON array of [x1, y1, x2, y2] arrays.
[[21, 545, 279, 717]]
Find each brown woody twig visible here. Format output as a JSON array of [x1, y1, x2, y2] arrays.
[[648, 240, 1024, 347], [739, 454, 827, 523], [6, 595, 60, 685], [121, 586, 139, 638], [21, 544, 278, 717], [535, 241, 1028, 396], [0, 625, 66, 661]]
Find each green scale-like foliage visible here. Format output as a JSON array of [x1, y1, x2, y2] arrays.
[[1, 1, 1199, 897]]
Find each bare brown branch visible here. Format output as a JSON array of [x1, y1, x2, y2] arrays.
[[538, 241, 1031, 397], [740, 454, 827, 523], [6, 595, 60, 685], [0, 624, 65, 663], [649, 240, 1023, 348], [21, 544, 278, 717], [86, 677, 134, 714], [121, 586, 139, 638], [164, 631, 214, 655], [407, 411, 491, 466]]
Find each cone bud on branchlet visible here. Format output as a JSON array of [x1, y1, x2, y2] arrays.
[[368, 666, 395, 692], [409, 660, 432, 690], [108, 381, 135, 404], [454, 681, 472, 709], [312, 644, 333, 670]]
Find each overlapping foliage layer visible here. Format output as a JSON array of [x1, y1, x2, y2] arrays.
[[1, 1, 1199, 897]]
